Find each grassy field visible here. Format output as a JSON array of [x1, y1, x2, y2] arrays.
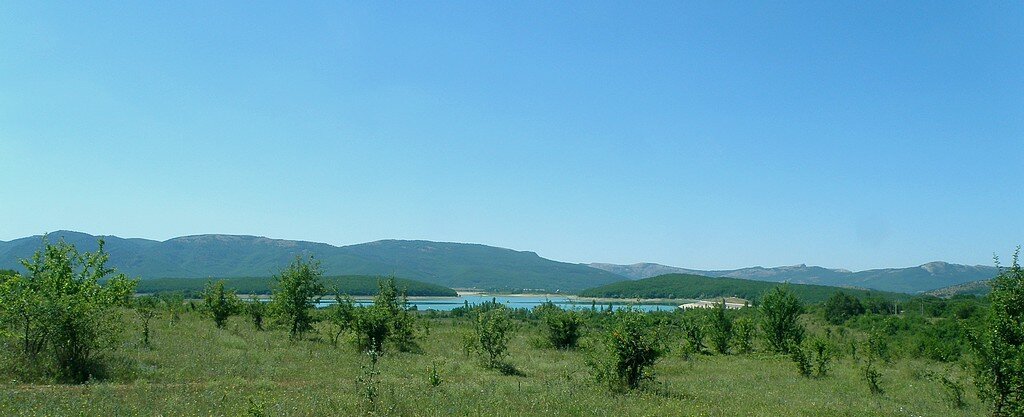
[[0, 308, 987, 417]]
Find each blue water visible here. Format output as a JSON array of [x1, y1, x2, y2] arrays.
[[314, 294, 676, 312]]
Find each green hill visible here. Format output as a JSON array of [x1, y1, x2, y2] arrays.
[[0, 231, 624, 292], [578, 273, 908, 304], [588, 261, 999, 294], [135, 275, 457, 298]]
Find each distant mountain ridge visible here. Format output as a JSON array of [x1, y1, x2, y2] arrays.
[[0, 231, 998, 294], [0, 231, 625, 292], [587, 261, 998, 294]]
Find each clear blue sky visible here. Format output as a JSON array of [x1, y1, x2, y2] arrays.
[[2, 1, 1021, 270]]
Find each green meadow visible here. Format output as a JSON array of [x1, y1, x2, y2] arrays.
[[0, 308, 986, 417]]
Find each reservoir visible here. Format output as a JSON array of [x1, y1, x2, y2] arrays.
[[314, 294, 677, 312]]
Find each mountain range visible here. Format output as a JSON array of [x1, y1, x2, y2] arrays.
[[0, 231, 623, 292], [0, 231, 999, 294], [587, 261, 998, 294]]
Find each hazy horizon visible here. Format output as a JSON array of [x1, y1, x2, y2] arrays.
[[3, 2, 1021, 271]]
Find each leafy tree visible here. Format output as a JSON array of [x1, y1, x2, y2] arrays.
[[811, 337, 831, 377], [971, 248, 1024, 416], [540, 303, 584, 349], [351, 278, 418, 353], [587, 309, 666, 391], [760, 286, 805, 354], [0, 238, 136, 382], [326, 294, 355, 346], [681, 313, 707, 355], [732, 316, 756, 354], [202, 280, 240, 328], [823, 291, 865, 324], [708, 301, 734, 354], [269, 256, 324, 340], [791, 343, 813, 377], [470, 307, 516, 369]]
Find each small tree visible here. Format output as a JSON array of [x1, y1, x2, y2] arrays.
[[708, 301, 733, 354], [791, 342, 813, 377], [541, 303, 584, 349], [135, 296, 160, 348], [732, 316, 756, 354], [246, 300, 267, 331], [202, 280, 240, 328], [471, 308, 516, 369], [760, 286, 805, 354], [351, 279, 418, 353], [0, 238, 137, 383], [811, 337, 831, 377], [588, 309, 666, 391], [863, 331, 885, 394], [326, 294, 355, 346], [971, 248, 1024, 416], [681, 313, 707, 355], [269, 256, 324, 340]]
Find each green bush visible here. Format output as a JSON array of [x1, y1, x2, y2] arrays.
[[540, 303, 584, 349], [681, 312, 707, 355], [246, 300, 267, 331], [732, 316, 756, 354], [325, 294, 355, 346], [971, 248, 1024, 416], [708, 301, 733, 354], [269, 256, 324, 340], [351, 278, 419, 353], [587, 309, 666, 391], [470, 308, 516, 370], [0, 238, 137, 383], [760, 286, 805, 354], [790, 343, 812, 377], [202, 280, 240, 329]]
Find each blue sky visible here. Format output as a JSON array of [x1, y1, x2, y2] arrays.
[[2, 1, 1021, 270]]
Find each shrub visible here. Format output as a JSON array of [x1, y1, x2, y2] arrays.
[[269, 256, 324, 340], [246, 300, 267, 331], [326, 294, 355, 346], [970, 248, 1024, 416], [135, 296, 160, 348], [0, 238, 137, 383], [790, 343, 812, 377], [811, 337, 831, 377], [681, 313, 707, 355], [863, 331, 885, 394], [587, 309, 666, 391], [760, 286, 805, 354], [708, 301, 733, 354], [732, 316, 756, 354], [471, 308, 516, 369], [351, 278, 419, 353], [202, 280, 240, 329], [540, 303, 584, 349]]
